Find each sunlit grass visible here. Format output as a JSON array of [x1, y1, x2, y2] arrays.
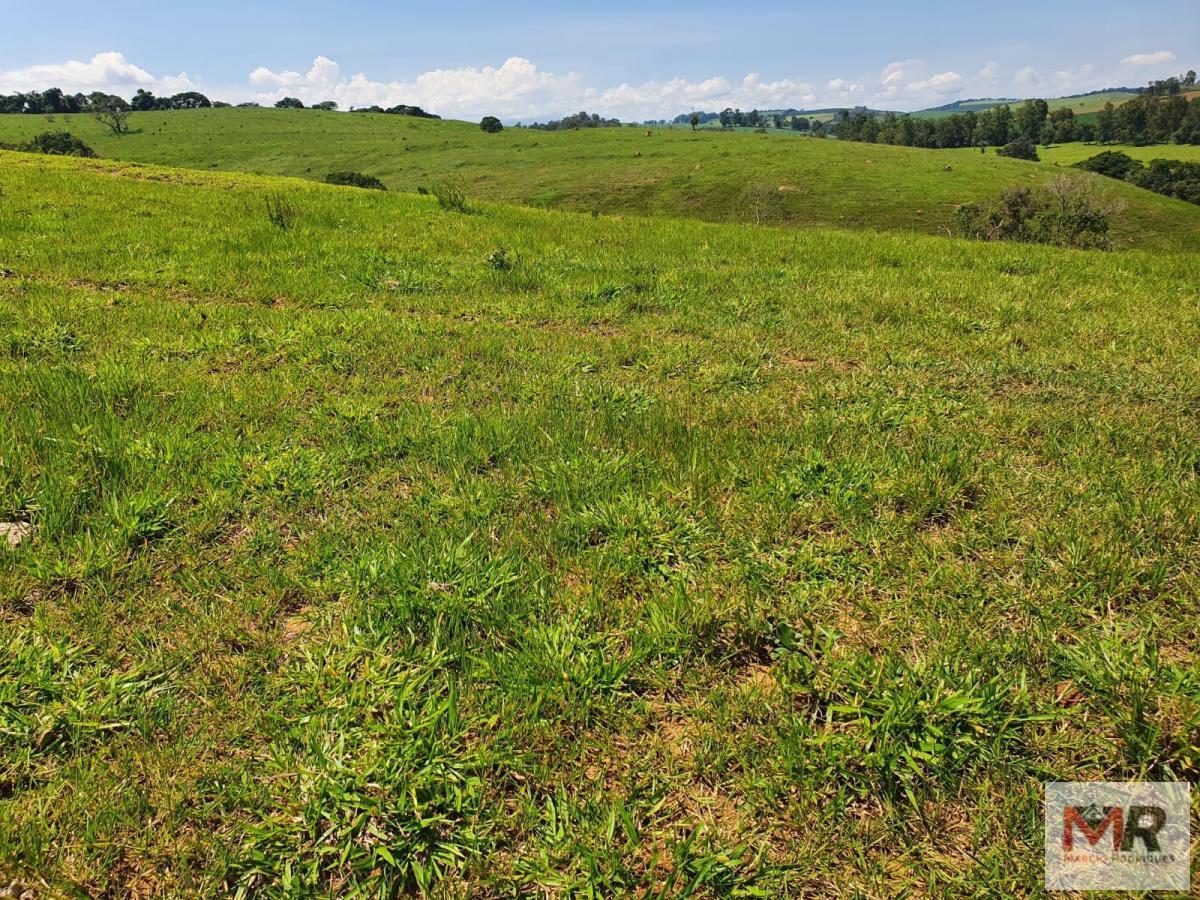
[[1, 152, 1198, 895]]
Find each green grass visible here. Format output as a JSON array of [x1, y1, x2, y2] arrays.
[[2, 150, 1200, 895], [2, 108, 1199, 252], [1037, 141, 1200, 166]]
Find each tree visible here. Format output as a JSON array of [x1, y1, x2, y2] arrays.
[[719, 108, 733, 128], [93, 100, 131, 136], [1014, 99, 1048, 141], [274, 97, 305, 109], [690, 112, 699, 132], [131, 89, 157, 111], [479, 115, 503, 134], [169, 92, 212, 109], [1096, 102, 1118, 144], [997, 136, 1039, 161], [772, 113, 784, 129], [314, 100, 338, 111]]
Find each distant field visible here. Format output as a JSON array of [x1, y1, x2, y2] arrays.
[[1037, 142, 1200, 166], [3, 151, 1200, 896], [916, 92, 1141, 120], [1, 108, 1198, 251]]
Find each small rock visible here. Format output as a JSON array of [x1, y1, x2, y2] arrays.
[[1, 522, 34, 548], [944, 165, 953, 172]]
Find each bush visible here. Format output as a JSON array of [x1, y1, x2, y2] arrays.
[[21, 131, 97, 158], [324, 171, 387, 191], [1073, 151, 1143, 181], [265, 194, 300, 230], [1129, 159, 1200, 205], [479, 116, 503, 134], [954, 177, 1121, 249], [1073, 153, 1200, 206], [996, 137, 1039, 162], [274, 97, 305, 109], [431, 179, 468, 213]]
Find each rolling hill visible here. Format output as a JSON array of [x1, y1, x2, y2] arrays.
[[914, 89, 1143, 119], [3, 150, 1200, 896], [1, 108, 1198, 252]]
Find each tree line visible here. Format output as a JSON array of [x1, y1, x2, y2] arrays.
[[525, 111, 621, 131], [0, 87, 440, 119], [836, 71, 1199, 149], [0, 87, 219, 114]]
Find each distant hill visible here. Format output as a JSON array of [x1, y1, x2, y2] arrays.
[[913, 88, 1144, 119]]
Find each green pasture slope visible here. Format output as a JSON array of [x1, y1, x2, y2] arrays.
[[1038, 141, 1200, 166], [2, 151, 1200, 895], [1, 108, 1198, 251]]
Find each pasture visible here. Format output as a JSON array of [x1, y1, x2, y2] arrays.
[[2, 150, 1199, 895]]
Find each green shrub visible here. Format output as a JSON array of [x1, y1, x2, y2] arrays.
[[1129, 159, 1200, 205], [1073, 150, 1143, 181], [264, 194, 299, 230], [954, 176, 1120, 249], [324, 171, 387, 190], [21, 131, 97, 158], [996, 137, 1039, 161], [479, 116, 503, 134], [431, 179, 468, 213]]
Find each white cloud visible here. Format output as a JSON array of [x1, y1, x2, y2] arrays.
[[0, 51, 195, 96], [237, 56, 822, 120], [978, 62, 1000, 80], [872, 60, 963, 107], [1121, 50, 1177, 67], [908, 71, 962, 93], [827, 78, 864, 93]]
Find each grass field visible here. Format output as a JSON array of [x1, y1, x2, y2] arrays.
[[2, 108, 1199, 252], [1037, 141, 1200, 166], [2, 150, 1199, 895]]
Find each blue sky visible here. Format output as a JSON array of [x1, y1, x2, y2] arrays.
[[1, 1, 1194, 120]]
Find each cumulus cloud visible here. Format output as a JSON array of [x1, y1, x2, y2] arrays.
[[0, 51, 195, 96], [1121, 50, 1177, 67], [827, 78, 864, 93], [872, 60, 963, 106], [978, 62, 1000, 80], [238, 56, 820, 120]]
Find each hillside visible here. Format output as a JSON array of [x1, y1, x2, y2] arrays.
[[3, 151, 1200, 895], [914, 90, 1142, 119], [1, 108, 1199, 251]]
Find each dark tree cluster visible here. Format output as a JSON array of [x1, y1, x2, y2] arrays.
[[0, 87, 128, 114], [0, 130, 97, 157], [479, 116, 503, 133], [671, 111, 719, 126], [0, 87, 219, 114], [837, 72, 1200, 150], [1097, 91, 1200, 145], [132, 90, 212, 110], [1075, 151, 1200, 205], [718, 108, 767, 128], [1144, 71, 1197, 97], [526, 111, 621, 131], [836, 99, 1096, 149], [349, 104, 440, 118]]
